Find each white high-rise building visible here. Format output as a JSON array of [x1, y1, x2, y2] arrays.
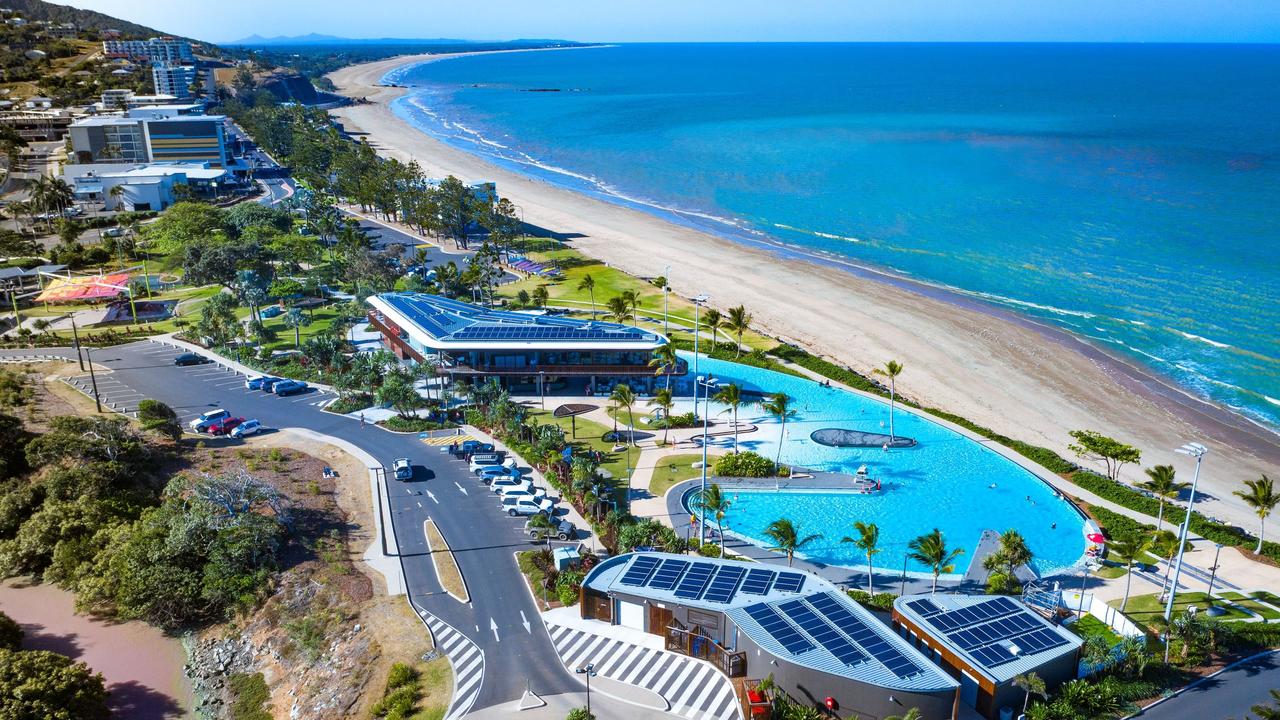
[[152, 64, 200, 99], [103, 37, 194, 63]]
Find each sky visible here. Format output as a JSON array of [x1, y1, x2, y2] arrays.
[[63, 0, 1280, 44]]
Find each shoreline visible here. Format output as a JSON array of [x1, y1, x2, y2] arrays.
[[326, 51, 1278, 531]]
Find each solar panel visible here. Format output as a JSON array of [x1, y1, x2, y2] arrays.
[[744, 603, 814, 655], [778, 600, 868, 666], [925, 597, 1020, 632], [971, 643, 1016, 668], [704, 566, 747, 604], [905, 598, 943, 618], [618, 556, 661, 587], [809, 592, 923, 679], [740, 569, 776, 595], [949, 613, 1039, 651], [1010, 629, 1069, 655], [648, 559, 690, 591], [673, 562, 715, 600], [773, 572, 806, 593]]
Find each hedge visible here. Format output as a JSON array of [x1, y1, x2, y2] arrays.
[[713, 451, 778, 478]]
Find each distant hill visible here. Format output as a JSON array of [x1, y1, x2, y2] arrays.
[[1, 0, 171, 38], [228, 33, 579, 47]]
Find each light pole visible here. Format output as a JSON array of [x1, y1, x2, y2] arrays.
[[84, 345, 102, 413], [70, 314, 84, 371], [1206, 543, 1224, 598], [690, 294, 708, 419], [662, 265, 670, 335], [696, 375, 718, 545], [1078, 559, 1098, 614], [1163, 441, 1206, 663], [576, 663, 597, 716]]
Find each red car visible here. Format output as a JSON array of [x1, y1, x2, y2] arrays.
[[208, 417, 244, 436]]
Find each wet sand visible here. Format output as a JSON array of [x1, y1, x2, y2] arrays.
[[0, 579, 192, 719]]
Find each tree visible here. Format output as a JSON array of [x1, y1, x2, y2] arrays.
[[136, 399, 181, 441], [725, 305, 752, 358], [873, 360, 904, 441], [1068, 430, 1141, 481], [1012, 672, 1047, 715], [648, 343, 679, 390], [0, 229, 39, 258], [197, 292, 240, 347], [435, 176, 481, 249], [760, 393, 795, 472], [140, 202, 230, 254], [1107, 533, 1154, 611], [1139, 465, 1188, 530], [762, 518, 821, 567], [480, 196, 521, 260], [713, 383, 744, 453], [605, 295, 632, 325], [1233, 474, 1277, 554], [982, 529, 1033, 594], [301, 335, 346, 372], [107, 184, 126, 210], [531, 285, 549, 309], [377, 372, 423, 418], [609, 384, 637, 445], [283, 307, 311, 348], [840, 521, 880, 592], [704, 308, 723, 348], [691, 483, 732, 557], [184, 242, 259, 290], [0, 413, 28, 479], [620, 290, 640, 327], [1151, 529, 1189, 602], [0, 612, 21, 651], [908, 528, 964, 593], [884, 710, 921, 720], [226, 201, 293, 235], [0, 648, 110, 720], [1251, 690, 1280, 720], [577, 274, 597, 319], [647, 388, 675, 445]]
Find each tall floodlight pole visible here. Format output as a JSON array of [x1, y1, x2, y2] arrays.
[[697, 376, 717, 545], [70, 314, 84, 371], [690, 294, 708, 420], [1163, 441, 1207, 663], [663, 265, 671, 335]]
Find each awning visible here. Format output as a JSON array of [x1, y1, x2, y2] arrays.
[[35, 272, 131, 302]]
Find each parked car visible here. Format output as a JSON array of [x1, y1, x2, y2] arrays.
[[392, 458, 413, 481], [490, 476, 533, 494], [189, 409, 230, 432], [229, 419, 262, 439], [494, 479, 545, 498], [502, 496, 555, 517], [453, 440, 495, 458], [102, 226, 124, 237], [525, 518, 577, 541], [469, 453, 510, 473], [476, 466, 521, 484], [261, 305, 284, 319], [245, 376, 278, 390], [273, 380, 309, 396], [174, 352, 209, 366], [259, 377, 287, 392], [497, 485, 546, 502], [208, 417, 244, 436]]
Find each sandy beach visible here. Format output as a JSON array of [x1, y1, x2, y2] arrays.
[[328, 51, 1278, 531]]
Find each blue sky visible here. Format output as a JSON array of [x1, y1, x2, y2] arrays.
[[65, 0, 1280, 44]]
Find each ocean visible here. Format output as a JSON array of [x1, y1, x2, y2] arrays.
[[385, 43, 1280, 432]]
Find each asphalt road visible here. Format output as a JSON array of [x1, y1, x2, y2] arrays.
[[5, 343, 580, 710], [1133, 651, 1279, 720]]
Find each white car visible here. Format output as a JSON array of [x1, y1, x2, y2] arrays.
[[468, 454, 511, 473], [189, 409, 230, 432], [502, 496, 555, 517], [229, 419, 262, 439], [491, 476, 535, 494], [496, 484, 547, 501]]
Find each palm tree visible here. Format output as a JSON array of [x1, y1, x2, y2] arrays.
[[713, 383, 744, 453], [577, 274, 597, 319], [761, 392, 795, 473], [530, 285, 549, 309], [606, 295, 633, 325], [648, 343, 679, 390], [762, 518, 822, 567], [692, 483, 732, 557], [648, 388, 675, 445], [908, 528, 965, 593], [725, 305, 752, 358], [108, 183, 126, 211], [982, 529, 1034, 592], [885, 709, 921, 720], [840, 521, 881, 592], [1012, 672, 1047, 715], [284, 306, 311, 348], [1250, 689, 1280, 720], [704, 307, 723, 349], [1108, 533, 1154, 611], [609, 383, 637, 445], [620, 289, 640, 326], [1233, 474, 1277, 554], [873, 360, 904, 441], [1140, 465, 1188, 529], [1151, 529, 1187, 602]]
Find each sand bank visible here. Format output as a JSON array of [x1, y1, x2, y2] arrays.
[[327, 52, 1278, 532]]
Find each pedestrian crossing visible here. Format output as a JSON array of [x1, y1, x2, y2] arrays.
[[547, 622, 741, 720], [416, 607, 485, 720], [422, 434, 477, 446]]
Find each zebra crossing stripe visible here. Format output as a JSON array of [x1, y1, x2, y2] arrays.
[[414, 609, 485, 720]]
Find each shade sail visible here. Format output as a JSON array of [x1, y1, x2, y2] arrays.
[[35, 272, 130, 303]]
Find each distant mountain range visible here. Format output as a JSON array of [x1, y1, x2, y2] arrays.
[[227, 33, 582, 47]]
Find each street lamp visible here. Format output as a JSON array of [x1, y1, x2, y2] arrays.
[[690, 294, 709, 419], [1206, 543, 1224, 598], [1163, 441, 1207, 663], [663, 265, 671, 335], [1078, 559, 1099, 614], [575, 663, 597, 716], [696, 375, 718, 545]]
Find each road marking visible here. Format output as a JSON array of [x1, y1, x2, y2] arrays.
[[453, 482, 468, 495], [520, 610, 531, 634], [488, 618, 499, 643], [416, 501, 422, 508], [426, 490, 439, 504]]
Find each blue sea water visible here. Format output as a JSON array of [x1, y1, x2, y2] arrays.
[[387, 43, 1280, 432]]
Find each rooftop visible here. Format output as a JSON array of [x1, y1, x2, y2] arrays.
[[585, 552, 957, 693], [894, 593, 1082, 684], [368, 293, 668, 351]]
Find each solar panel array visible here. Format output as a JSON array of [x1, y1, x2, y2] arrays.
[[382, 293, 657, 344], [914, 597, 1071, 670], [745, 603, 815, 654], [778, 599, 868, 666], [674, 563, 716, 599], [808, 593, 924, 678], [618, 556, 661, 586], [904, 598, 943, 618], [740, 569, 776, 595], [772, 572, 806, 594], [648, 559, 689, 591], [704, 566, 746, 603], [618, 557, 759, 605], [454, 325, 640, 342]]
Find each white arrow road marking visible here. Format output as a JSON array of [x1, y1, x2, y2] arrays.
[[416, 501, 422, 508], [520, 610, 531, 634], [489, 617, 500, 643], [426, 490, 439, 504], [454, 482, 468, 495]]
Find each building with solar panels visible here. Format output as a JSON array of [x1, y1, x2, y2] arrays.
[[581, 552, 961, 719], [892, 594, 1083, 719], [367, 293, 681, 394]]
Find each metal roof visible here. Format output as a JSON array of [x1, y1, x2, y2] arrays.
[[894, 593, 1082, 685], [368, 293, 668, 352], [585, 552, 957, 693]]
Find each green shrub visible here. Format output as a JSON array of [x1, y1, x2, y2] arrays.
[[713, 451, 778, 478], [566, 708, 595, 720], [0, 611, 22, 650], [698, 542, 722, 557], [556, 570, 585, 606], [227, 672, 272, 720], [846, 589, 897, 611], [326, 394, 373, 415], [371, 662, 422, 719], [381, 416, 458, 433]]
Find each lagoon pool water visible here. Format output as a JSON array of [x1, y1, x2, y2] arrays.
[[674, 352, 1086, 577]]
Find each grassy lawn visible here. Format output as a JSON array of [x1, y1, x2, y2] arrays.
[[1221, 592, 1280, 621], [1253, 590, 1280, 605], [1113, 592, 1251, 629], [1071, 614, 1122, 647], [646, 453, 710, 497], [1095, 562, 1129, 580], [256, 306, 343, 352]]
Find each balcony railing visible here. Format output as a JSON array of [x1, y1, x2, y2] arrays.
[[366, 311, 425, 363]]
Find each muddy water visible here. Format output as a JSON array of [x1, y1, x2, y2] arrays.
[[0, 579, 193, 719]]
